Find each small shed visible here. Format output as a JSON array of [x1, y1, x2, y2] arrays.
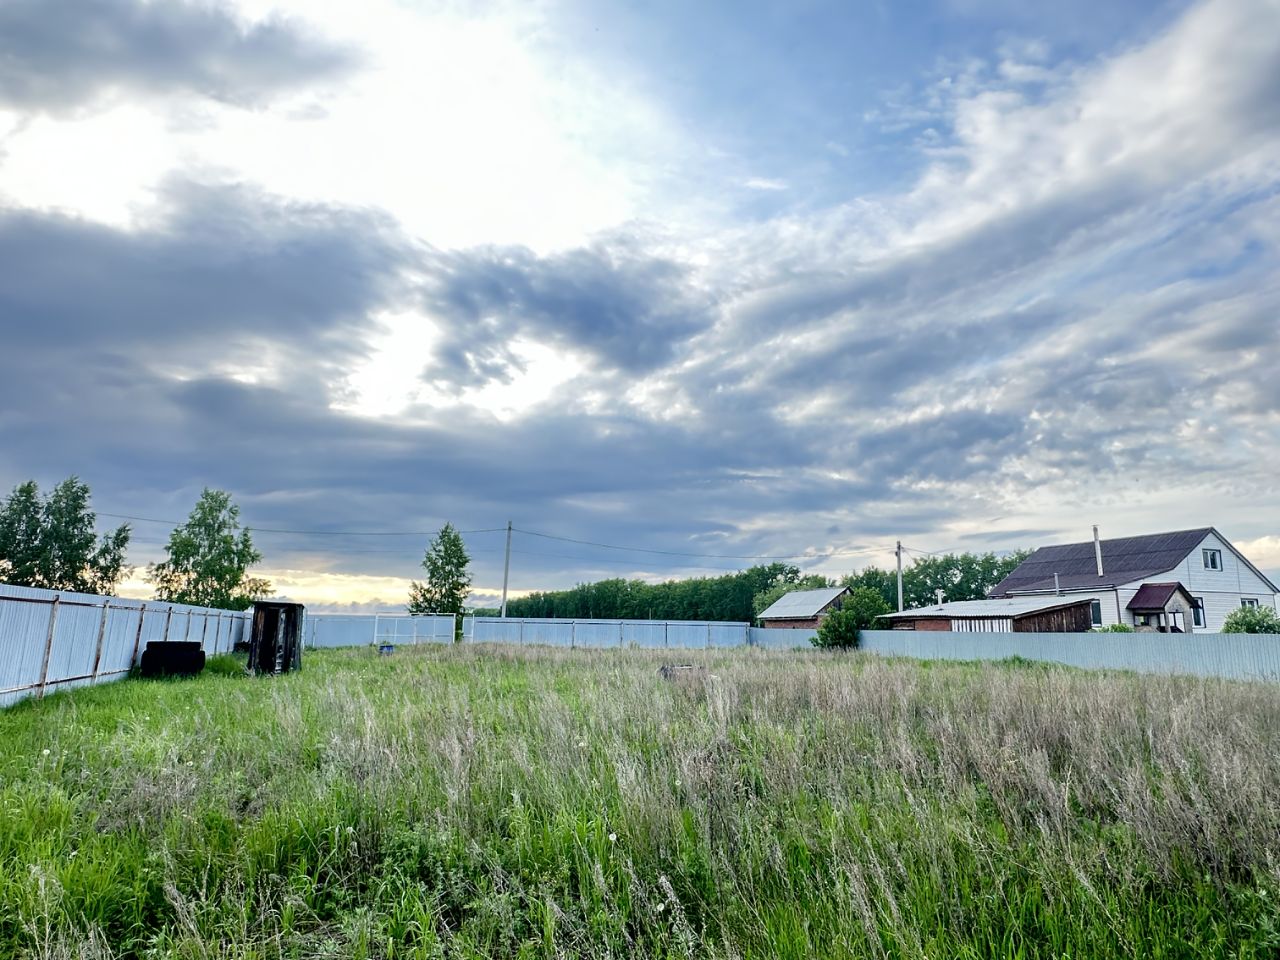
[[1127, 582, 1197, 632], [758, 586, 850, 629], [879, 596, 1094, 633], [248, 600, 304, 675]]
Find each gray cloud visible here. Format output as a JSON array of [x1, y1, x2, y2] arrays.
[[420, 241, 713, 385], [0, 0, 356, 112]]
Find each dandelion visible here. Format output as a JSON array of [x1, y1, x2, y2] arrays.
[[185, 761, 194, 768], [41, 749, 50, 757], [608, 832, 617, 843], [655, 901, 666, 913], [674, 778, 681, 787], [577, 740, 588, 749]]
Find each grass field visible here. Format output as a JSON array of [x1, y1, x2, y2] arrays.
[[2, 644, 1279, 959]]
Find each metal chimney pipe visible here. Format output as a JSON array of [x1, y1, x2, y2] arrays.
[[1093, 525, 1104, 577], [1054, 573, 1061, 595]]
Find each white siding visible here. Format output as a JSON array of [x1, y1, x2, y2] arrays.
[[1120, 532, 1278, 632]]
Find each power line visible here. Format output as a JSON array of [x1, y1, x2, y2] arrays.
[[513, 526, 886, 561], [98, 512, 506, 538]]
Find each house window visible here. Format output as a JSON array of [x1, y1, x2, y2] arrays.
[[1241, 598, 1259, 608], [1203, 548, 1223, 571], [1090, 600, 1102, 627], [1193, 599, 1204, 627]]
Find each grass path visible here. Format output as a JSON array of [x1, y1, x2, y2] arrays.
[[2, 644, 1279, 958]]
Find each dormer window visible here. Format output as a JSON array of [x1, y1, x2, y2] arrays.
[[1203, 548, 1222, 571]]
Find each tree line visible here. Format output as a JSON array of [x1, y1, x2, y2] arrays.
[[0, 476, 270, 610], [483, 551, 1031, 624]]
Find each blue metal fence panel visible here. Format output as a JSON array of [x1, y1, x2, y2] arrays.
[[859, 630, 1280, 681]]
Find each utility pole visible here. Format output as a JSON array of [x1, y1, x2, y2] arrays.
[[895, 540, 904, 612], [500, 521, 512, 618]]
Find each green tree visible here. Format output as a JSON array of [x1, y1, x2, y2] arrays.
[[148, 489, 270, 610], [752, 573, 833, 618], [0, 477, 131, 593], [408, 523, 472, 640], [812, 587, 890, 649], [843, 550, 1031, 611], [1221, 605, 1280, 634]]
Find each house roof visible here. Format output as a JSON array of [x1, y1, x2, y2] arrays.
[[758, 586, 849, 620], [989, 528, 1217, 595], [1127, 582, 1195, 610], [880, 596, 1093, 621]]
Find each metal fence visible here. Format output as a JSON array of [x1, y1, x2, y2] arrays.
[[859, 630, 1280, 682], [307, 613, 457, 648], [0, 583, 251, 706], [466, 617, 754, 648]]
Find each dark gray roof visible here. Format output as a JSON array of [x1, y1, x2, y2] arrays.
[[758, 586, 849, 620], [989, 528, 1214, 595], [1127, 582, 1195, 610]]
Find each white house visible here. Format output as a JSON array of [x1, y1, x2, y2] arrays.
[[987, 527, 1278, 632]]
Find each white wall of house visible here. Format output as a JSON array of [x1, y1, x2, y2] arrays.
[[1144, 531, 1278, 631]]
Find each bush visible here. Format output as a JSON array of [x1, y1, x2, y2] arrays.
[[813, 587, 890, 649], [1221, 606, 1280, 634], [1094, 624, 1135, 633]]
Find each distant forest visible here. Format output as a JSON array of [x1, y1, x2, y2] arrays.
[[475, 551, 1029, 623]]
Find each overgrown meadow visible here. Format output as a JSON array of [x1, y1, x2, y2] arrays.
[[2, 645, 1279, 958]]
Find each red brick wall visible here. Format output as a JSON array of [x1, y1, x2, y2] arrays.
[[761, 618, 822, 629], [913, 619, 952, 632]]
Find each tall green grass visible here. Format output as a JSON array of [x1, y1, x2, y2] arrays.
[[1, 645, 1278, 958]]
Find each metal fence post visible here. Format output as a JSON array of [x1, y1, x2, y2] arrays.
[[707, 622, 712, 648], [373, 613, 379, 647], [519, 619, 524, 645], [131, 603, 147, 667], [37, 596, 61, 698], [200, 612, 210, 652], [90, 599, 111, 684], [571, 620, 576, 648], [664, 621, 669, 647], [162, 607, 173, 643], [619, 621, 624, 647]]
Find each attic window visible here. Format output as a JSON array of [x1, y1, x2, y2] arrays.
[[1202, 548, 1222, 571]]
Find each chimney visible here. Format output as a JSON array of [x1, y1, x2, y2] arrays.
[[1054, 573, 1061, 596], [935, 588, 945, 606], [1093, 525, 1104, 577]]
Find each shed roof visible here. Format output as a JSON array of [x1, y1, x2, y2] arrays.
[[1127, 582, 1195, 610], [989, 528, 1215, 595], [758, 586, 849, 620], [880, 595, 1093, 621]]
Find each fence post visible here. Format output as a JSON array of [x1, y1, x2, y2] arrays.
[[744, 623, 751, 648], [200, 612, 210, 652], [90, 599, 111, 684], [619, 620, 624, 647], [519, 619, 524, 645], [37, 596, 61, 699], [162, 607, 173, 643], [707, 621, 712, 648], [664, 621, 668, 647], [571, 620, 576, 648], [373, 613, 379, 647], [131, 603, 147, 667]]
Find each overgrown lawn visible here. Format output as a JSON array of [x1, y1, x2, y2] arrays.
[[2, 645, 1278, 958]]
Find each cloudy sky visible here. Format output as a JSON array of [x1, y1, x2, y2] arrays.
[[2, 0, 1278, 610]]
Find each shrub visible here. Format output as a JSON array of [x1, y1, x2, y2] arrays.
[[1221, 605, 1280, 634], [1094, 624, 1135, 633], [813, 587, 890, 649]]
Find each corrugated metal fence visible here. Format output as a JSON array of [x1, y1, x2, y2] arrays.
[[860, 630, 1280, 682], [305, 615, 815, 650], [308, 613, 457, 648], [0, 583, 250, 706]]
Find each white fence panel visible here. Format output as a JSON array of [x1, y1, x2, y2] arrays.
[[859, 630, 1280, 681], [0, 583, 251, 706], [750, 626, 818, 648], [306, 614, 457, 648]]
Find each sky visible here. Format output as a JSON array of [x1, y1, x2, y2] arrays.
[[1, 0, 1278, 611]]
